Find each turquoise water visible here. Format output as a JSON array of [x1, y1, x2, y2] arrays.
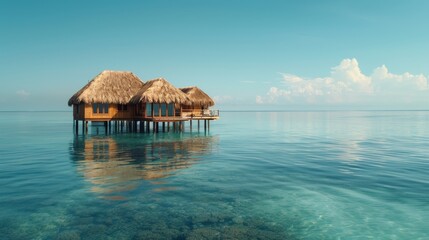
[[0, 111, 428, 239]]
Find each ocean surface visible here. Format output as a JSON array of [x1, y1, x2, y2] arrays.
[[0, 111, 428, 240]]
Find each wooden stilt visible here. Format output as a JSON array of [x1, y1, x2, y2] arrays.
[[190, 119, 192, 131], [204, 120, 207, 131], [162, 122, 165, 132], [208, 120, 210, 131], [167, 122, 170, 132], [75, 120, 79, 134], [198, 120, 200, 132]]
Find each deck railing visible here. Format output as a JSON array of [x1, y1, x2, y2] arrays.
[[208, 110, 220, 117], [182, 109, 220, 118]]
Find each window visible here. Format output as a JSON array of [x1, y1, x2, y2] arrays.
[[102, 104, 109, 113], [168, 103, 174, 116], [161, 103, 167, 116], [146, 103, 152, 117], [118, 104, 128, 111], [92, 103, 109, 114], [153, 104, 159, 116]]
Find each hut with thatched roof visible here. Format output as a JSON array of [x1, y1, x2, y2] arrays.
[[179, 86, 217, 118], [69, 71, 218, 134], [130, 78, 191, 121], [68, 70, 144, 122]]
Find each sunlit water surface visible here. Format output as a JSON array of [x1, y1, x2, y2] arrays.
[[0, 111, 428, 239]]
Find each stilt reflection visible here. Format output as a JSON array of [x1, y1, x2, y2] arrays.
[[70, 134, 218, 199]]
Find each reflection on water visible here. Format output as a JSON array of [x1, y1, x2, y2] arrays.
[[71, 134, 218, 198], [1, 111, 428, 239]]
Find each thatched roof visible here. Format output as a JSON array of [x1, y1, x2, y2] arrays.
[[130, 78, 190, 104], [68, 70, 144, 106], [180, 86, 215, 107]]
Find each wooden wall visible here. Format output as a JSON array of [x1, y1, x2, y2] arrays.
[[73, 103, 136, 121]]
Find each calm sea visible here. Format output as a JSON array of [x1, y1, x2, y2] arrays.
[[0, 111, 428, 239]]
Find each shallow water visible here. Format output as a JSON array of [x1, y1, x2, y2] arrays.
[[0, 111, 428, 239]]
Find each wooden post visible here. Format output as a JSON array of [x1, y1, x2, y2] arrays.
[[75, 120, 79, 134], [208, 120, 210, 131], [146, 121, 150, 133], [104, 121, 108, 133], [198, 120, 200, 132], [204, 120, 207, 131], [162, 122, 165, 132], [167, 122, 170, 132], [190, 119, 192, 131]]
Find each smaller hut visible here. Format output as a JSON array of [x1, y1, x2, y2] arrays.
[[130, 78, 190, 120], [180, 86, 217, 118], [68, 70, 144, 121]]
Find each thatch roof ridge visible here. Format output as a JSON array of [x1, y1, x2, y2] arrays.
[[130, 78, 191, 104], [179, 86, 215, 107], [68, 70, 144, 106]]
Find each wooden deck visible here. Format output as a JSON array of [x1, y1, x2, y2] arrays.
[[141, 117, 189, 122], [185, 116, 219, 120]]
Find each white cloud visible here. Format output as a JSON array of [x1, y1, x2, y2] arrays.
[[257, 58, 429, 108]]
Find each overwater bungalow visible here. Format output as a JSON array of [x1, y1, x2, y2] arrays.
[[68, 70, 144, 122], [179, 86, 219, 119], [68, 70, 219, 134], [130, 78, 190, 122]]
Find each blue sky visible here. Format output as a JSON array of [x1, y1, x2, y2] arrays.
[[1, 0, 428, 110]]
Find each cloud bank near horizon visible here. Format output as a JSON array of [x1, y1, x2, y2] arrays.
[[256, 58, 428, 108]]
